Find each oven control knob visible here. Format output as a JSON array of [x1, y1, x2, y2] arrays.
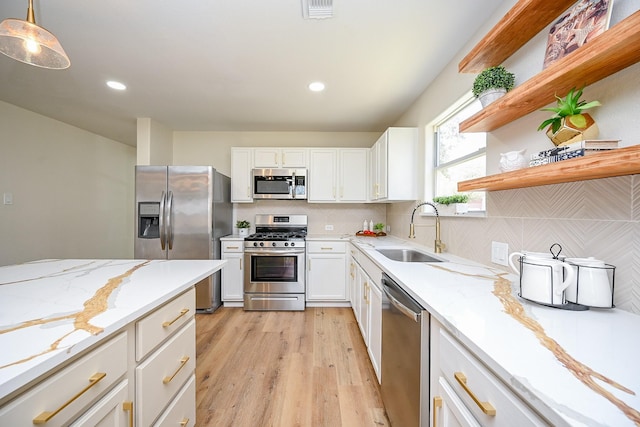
[[272, 242, 277, 247], [253, 242, 258, 247], [259, 242, 264, 247], [284, 242, 289, 247], [290, 242, 295, 247]]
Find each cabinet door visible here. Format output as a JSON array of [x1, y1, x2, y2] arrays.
[[308, 149, 338, 202], [338, 148, 367, 202], [349, 256, 359, 317], [222, 252, 243, 301], [368, 280, 382, 383], [69, 380, 130, 427], [306, 253, 347, 300], [231, 148, 253, 202], [253, 148, 281, 168], [357, 265, 370, 342], [376, 133, 388, 200], [281, 148, 308, 167], [433, 377, 481, 427]]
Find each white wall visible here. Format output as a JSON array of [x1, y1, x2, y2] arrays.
[[0, 101, 136, 265], [172, 131, 379, 176], [136, 118, 173, 165]]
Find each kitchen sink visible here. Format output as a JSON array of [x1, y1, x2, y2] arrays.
[[376, 248, 443, 263]]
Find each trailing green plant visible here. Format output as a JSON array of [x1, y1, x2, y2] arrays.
[[433, 194, 469, 205], [537, 87, 601, 133], [236, 220, 250, 228], [373, 223, 385, 232], [472, 66, 515, 97]]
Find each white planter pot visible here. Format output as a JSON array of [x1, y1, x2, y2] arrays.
[[238, 228, 250, 237], [478, 88, 506, 108]]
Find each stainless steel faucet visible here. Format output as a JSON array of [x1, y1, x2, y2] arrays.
[[409, 202, 445, 253]]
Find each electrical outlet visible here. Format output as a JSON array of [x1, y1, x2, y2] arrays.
[[386, 225, 391, 232], [3, 193, 12, 205], [491, 241, 509, 266], [325, 225, 334, 231]]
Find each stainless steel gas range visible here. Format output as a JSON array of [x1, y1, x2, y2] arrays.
[[243, 214, 307, 311]]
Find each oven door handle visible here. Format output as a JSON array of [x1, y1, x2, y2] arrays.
[[245, 249, 305, 255]]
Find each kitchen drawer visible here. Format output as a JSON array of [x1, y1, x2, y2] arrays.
[[439, 329, 546, 426], [136, 288, 195, 361], [222, 241, 244, 253], [307, 241, 347, 253], [357, 252, 383, 290], [349, 243, 360, 263], [136, 319, 196, 426], [153, 374, 196, 427], [69, 379, 130, 426], [0, 332, 127, 427]]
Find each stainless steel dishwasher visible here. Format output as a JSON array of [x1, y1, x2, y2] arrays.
[[381, 273, 429, 427]]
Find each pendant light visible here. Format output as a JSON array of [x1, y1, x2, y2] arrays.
[[0, 0, 70, 69]]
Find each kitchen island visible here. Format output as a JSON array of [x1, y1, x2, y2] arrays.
[[350, 236, 640, 426], [0, 258, 226, 425]]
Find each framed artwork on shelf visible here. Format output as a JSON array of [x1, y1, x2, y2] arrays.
[[543, 0, 614, 69]]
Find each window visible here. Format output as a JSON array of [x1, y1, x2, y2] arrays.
[[432, 94, 486, 211]]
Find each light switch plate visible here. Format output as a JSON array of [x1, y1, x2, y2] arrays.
[[325, 225, 334, 231], [491, 241, 509, 266], [3, 192, 12, 205]]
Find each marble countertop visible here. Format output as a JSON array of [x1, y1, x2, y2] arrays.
[[351, 236, 640, 427], [0, 259, 226, 403]]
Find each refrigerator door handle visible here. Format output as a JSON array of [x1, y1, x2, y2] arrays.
[[159, 191, 166, 250], [167, 191, 174, 250]]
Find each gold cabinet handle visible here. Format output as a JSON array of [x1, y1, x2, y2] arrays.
[[247, 186, 251, 198], [363, 281, 369, 303], [163, 308, 189, 327], [163, 356, 190, 384], [226, 245, 239, 250], [123, 401, 134, 427], [321, 247, 333, 250], [239, 259, 242, 270], [33, 372, 106, 424], [179, 418, 190, 427], [433, 396, 442, 427], [454, 372, 496, 416], [308, 259, 311, 271]]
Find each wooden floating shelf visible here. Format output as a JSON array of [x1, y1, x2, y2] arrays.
[[457, 145, 640, 192], [459, 0, 576, 73], [459, 11, 640, 134]]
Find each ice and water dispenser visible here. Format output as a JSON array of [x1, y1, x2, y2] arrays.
[[138, 202, 160, 238]]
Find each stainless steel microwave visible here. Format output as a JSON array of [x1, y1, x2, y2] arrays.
[[252, 168, 307, 200]]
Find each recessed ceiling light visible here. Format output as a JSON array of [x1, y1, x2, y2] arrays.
[[106, 80, 127, 91], [308, 81, 325, 92]]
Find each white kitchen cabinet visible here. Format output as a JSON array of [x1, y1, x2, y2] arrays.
[[0, 332, 129, 427], [306, 241, 348, 303], [368, 277, 382, 382], [370, 127, 418, 201], [231, 148, 253, 202], [222, 240, 244, 306], [69, 380, 131, 427], [253, 148, 308, 168], [308, 149, 338, 202], [309, 148, 368, 203], [348, 247, 360, 320], [357, 263, 370, 344], [430, 319, 547, 427]]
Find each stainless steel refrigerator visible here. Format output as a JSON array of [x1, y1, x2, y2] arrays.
[[134, 166, 232, 312]]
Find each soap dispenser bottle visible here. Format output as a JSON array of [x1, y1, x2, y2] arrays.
[[369, 220, 374, 232], [363, 220, 368, 231]]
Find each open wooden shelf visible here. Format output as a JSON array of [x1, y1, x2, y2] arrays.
[[459, 11, 640, 134], [459, 0, 576, 73], [457, 145, 640, 192]]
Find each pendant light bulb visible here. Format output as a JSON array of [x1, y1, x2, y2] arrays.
[[0, 0, 70, 69]]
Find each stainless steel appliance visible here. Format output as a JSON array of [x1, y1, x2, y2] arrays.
[[243, 214, 307, 311], [381, 273, 429, 427], [252, 168, 307, 200], [134, 166, 232, 312]]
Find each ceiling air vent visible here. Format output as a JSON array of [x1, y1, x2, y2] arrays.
[[302, 0, 333, 19]]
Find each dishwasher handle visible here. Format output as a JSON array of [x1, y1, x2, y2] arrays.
[[382, 275, 422, 323]]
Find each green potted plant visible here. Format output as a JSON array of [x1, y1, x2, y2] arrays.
[[236, 220, 251, 237], [433, 194, 470, 215], [472, 66, 515, 107], [373, 222, 386, 235], [537, 87, 601, 146]]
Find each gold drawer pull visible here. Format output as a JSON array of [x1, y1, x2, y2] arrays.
[[179, 418, 190, 426], [33, 372, 106, 424], [321, 247, 333, 250], [163, 356, 190, 384], [226, 245, 239, 250], [433, 396, 442, 427], [454, 372, 496, 416], [122, 401, 134, 427], [163, 308, 189, 327]]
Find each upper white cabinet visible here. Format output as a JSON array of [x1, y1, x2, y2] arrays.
[[370, 127, 418, 202], [308, 148, 368, 203], [253, 148, 308, 168], [231, 148, 253, 203]]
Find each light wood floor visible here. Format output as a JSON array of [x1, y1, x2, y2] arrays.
[[195, 307, 390, 426]]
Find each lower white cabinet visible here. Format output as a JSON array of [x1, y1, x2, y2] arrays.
[[222, 240, 244, 305], [69, 380, 131, 427], [430, 319, 547, 427], [306, 241, 348, 303], [152, 367, 196, 427]]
